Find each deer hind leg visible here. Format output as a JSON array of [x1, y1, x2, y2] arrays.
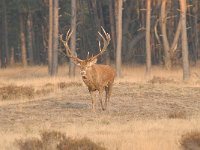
[[99, 89, 105, 111], [105, 83, 113, 110], [89, 91, 96, 112]]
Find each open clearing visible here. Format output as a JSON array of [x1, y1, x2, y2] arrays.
[[1, 65, 200, 150]]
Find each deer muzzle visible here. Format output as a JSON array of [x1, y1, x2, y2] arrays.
[[80, 70, 86, 77]]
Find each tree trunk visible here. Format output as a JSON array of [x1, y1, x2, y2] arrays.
[[146, 0, 151, 74], [122, 1, 134, 62], [97, 1, 105, 28], [193, 0, 199, 60], [160, 0, 171, 69], [48, 0, 53, 74], [90, 0, 101, 31], [27, 11, 34, 65], [10, 47, 14, 66], [3, 0, 9, 66], [51, 0, 59, 75], [97, 1, 109, 64], [180, 0, 190, 80], [0, 47, 2, 68], [69, 0, 77, 77], [19, 13, 27, 67], [109, 0, 116, 60], [115, 0, 123, 77], [169, 19, 182, 61]]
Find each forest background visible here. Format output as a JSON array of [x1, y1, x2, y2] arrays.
[[0, 0, 199, 80]]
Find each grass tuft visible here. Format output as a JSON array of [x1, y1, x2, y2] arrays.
[[168, 111, 187, 119], [57, 82, 82, 89], [58, 137, 106, 150], [0, 85, 34, 100], [180, 130, 200, 150], [16, 138, 43, 150], [148, 76, 176, 84], [0, 81, 82, 101], [16, 131, 106, 150]]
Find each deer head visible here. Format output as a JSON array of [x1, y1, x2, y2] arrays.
[[60, 27, 115, 111]]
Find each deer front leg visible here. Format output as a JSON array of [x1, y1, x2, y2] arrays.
[[89, 91, 96, 112], [105, 87, 109, 110]]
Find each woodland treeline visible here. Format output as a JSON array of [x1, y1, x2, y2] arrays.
[[0, 0, 199, 79]]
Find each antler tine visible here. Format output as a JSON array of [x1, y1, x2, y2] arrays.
[[87, 51, 90, 59], [98, 31, 110, 50], [101, 26, 111, 40], [101, 26, 111, 41], [60, 29, 82, 62], [66, 30, 73, 56], [93, 27, 110, 58], [98, 40, 101, 51], [60, 34, 70, 56], [60, 34, 64, 43], [88, 26, 110, 61], [66, 29, 72, 41]]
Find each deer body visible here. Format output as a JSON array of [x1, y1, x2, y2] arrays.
[[61, 27, 115, 111], [82, 64, 115, 91], [81, 64, 115, 111]]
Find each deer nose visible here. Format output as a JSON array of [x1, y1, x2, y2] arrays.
[[80, 70, 86, 76]]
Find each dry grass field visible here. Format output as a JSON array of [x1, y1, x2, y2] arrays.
[[1, 65, 200, 150]]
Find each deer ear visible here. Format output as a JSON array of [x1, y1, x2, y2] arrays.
[[88, 58, 97, 66]]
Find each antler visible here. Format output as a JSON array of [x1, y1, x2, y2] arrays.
[[60, 27, 110, 63], [60, 29, 82, 62], [88, 26, 111, 61]]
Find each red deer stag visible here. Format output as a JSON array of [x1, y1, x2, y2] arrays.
[[60, 27, 115, 111]]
